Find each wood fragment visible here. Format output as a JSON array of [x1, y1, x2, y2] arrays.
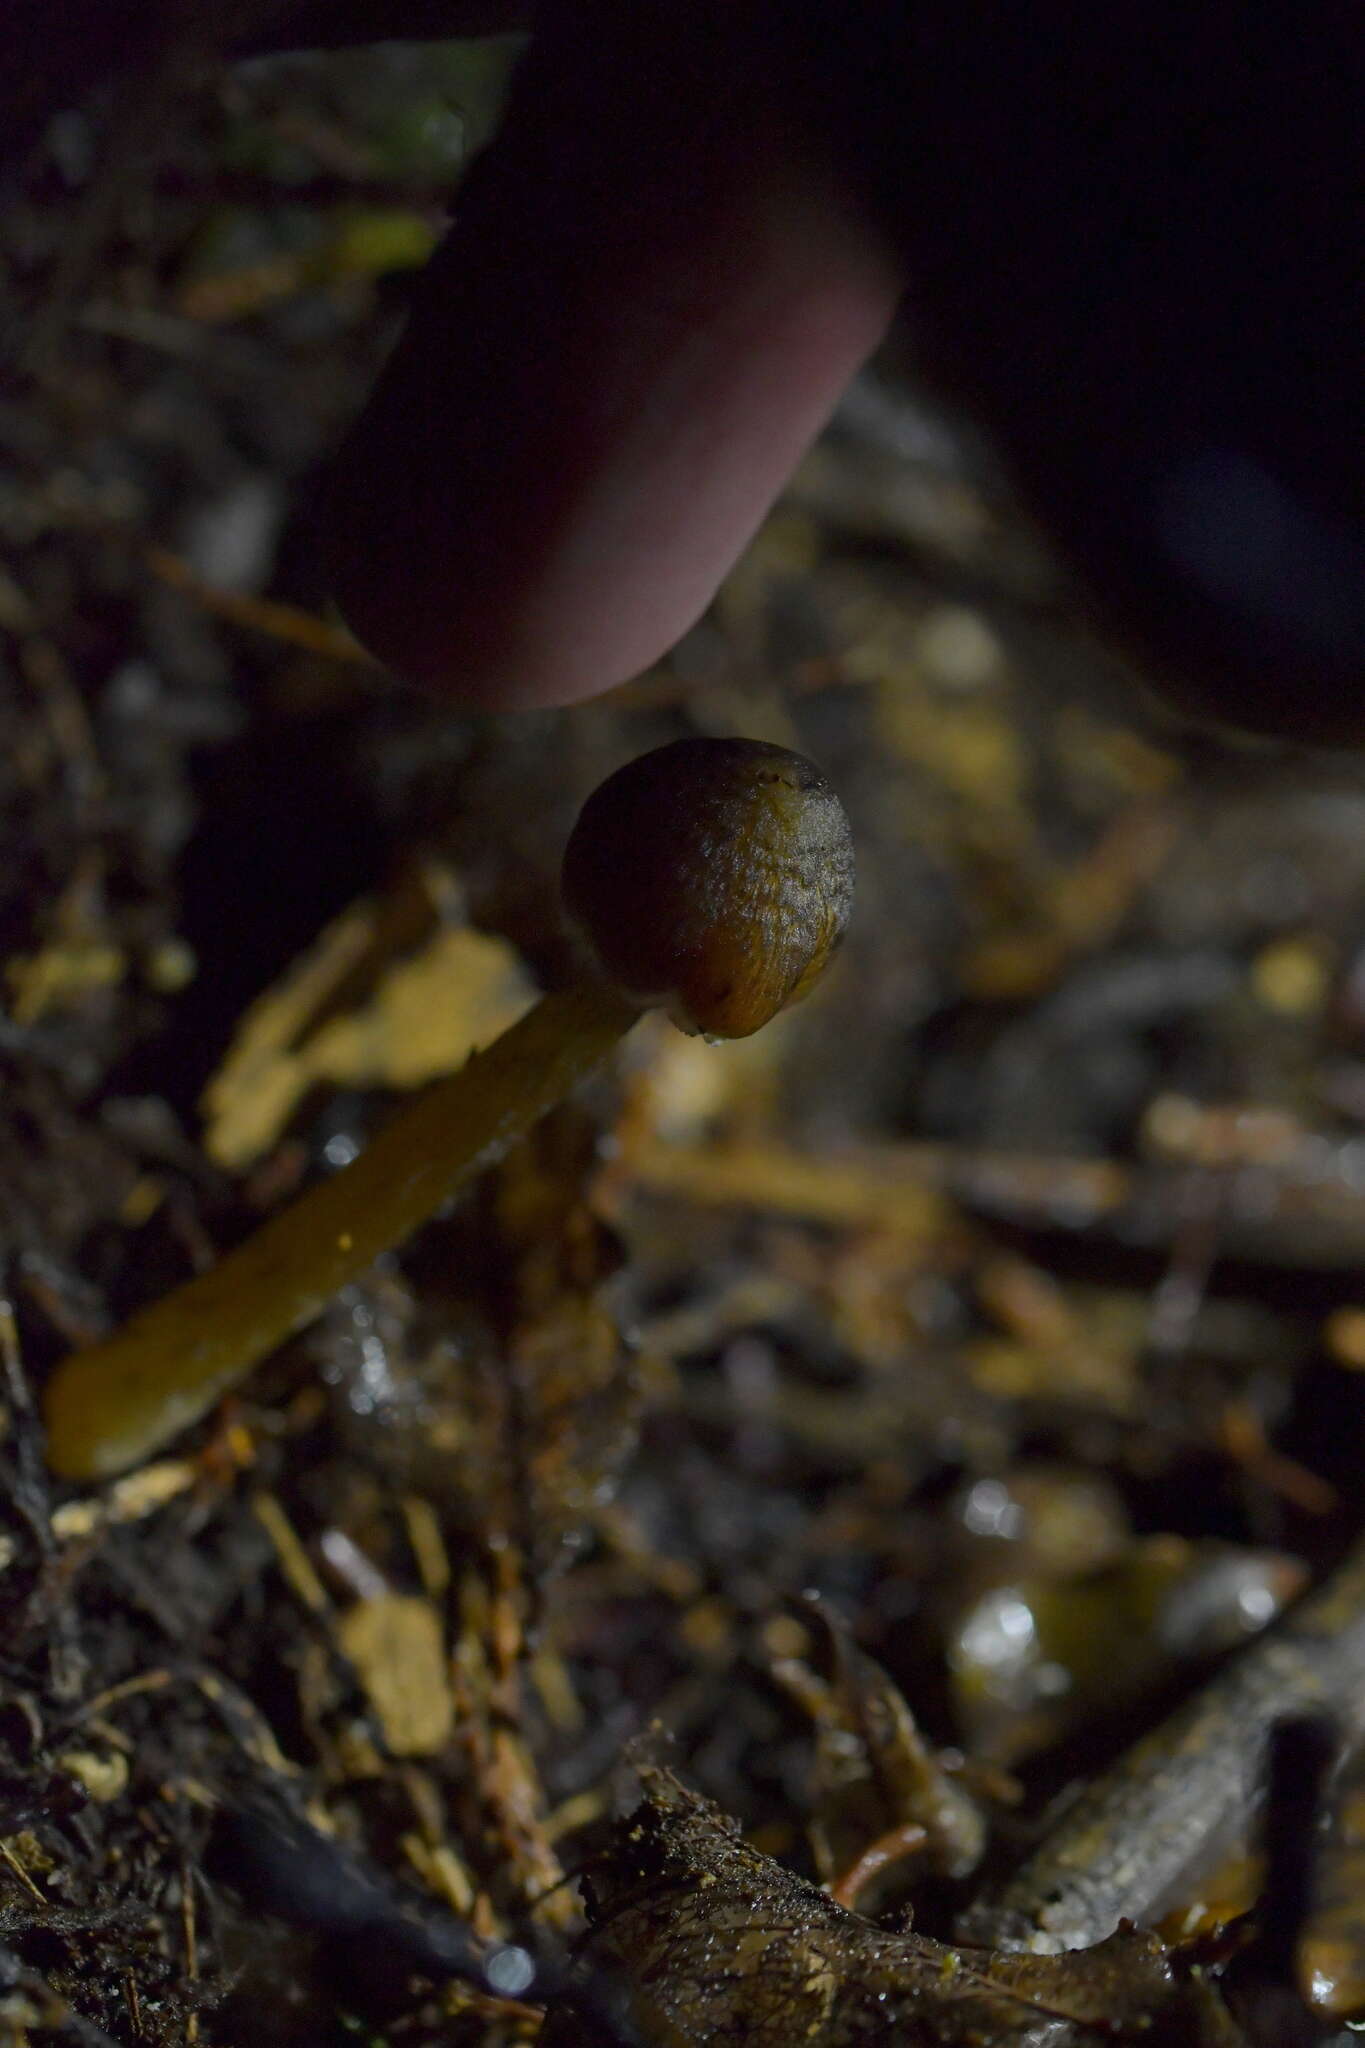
[[961, 1532, 1365, 1954]]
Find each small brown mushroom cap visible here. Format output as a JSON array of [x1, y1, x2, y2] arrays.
[[561, 737, 855, 1040]]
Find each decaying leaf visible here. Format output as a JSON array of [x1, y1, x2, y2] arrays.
[[335, 1592, 454, 1759], [948, 1535, 1307, 1768], [541, 1767, 1243, 2047], [202, 863, 534, 1170]]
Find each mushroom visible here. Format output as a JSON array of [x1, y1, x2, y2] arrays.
[[44, 737, 854, 1482]]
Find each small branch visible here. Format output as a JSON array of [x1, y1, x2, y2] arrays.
[[960, 1532, 1365, 1953]]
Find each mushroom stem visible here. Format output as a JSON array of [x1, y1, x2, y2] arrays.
[[45, 736, 853, 1485], [45, 979, 640, 1482]]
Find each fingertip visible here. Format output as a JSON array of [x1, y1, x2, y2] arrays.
[[325, 5, 899, 710]]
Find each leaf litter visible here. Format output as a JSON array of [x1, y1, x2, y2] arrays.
[[5, 29, 1365, 2048]]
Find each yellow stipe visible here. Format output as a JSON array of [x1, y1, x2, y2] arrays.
[[46, 982, 640, 1482]]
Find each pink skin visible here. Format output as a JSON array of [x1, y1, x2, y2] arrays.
[[328, 6, 901, 708]]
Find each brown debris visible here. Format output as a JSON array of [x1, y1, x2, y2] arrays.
[[542, 1768, 1241, 2046]]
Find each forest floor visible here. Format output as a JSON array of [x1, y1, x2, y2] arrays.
[[3, 32, 1365, 2047]]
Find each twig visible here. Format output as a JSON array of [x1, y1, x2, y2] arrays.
[[960, 1531, 1365, 1953]]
